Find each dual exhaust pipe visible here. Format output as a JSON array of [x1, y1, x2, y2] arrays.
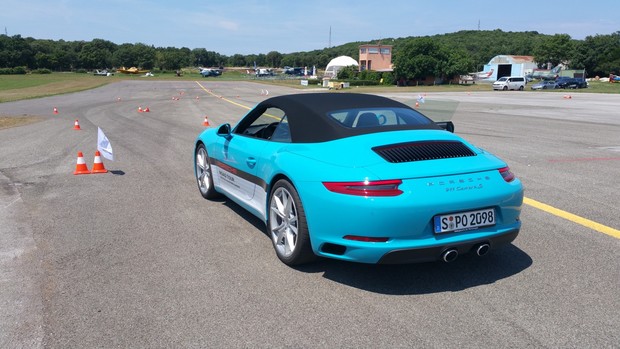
[[440, 243, 490, 263]]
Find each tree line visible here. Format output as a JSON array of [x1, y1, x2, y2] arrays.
[[1, 30, 618, 80]]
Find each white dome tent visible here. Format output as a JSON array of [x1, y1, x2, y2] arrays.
[[324, 56, 358, 78]]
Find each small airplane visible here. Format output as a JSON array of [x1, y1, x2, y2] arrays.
[[250, 61, 273, 77], [117, 67, 149, 75], [460, 68, 493, 83], [93, 69, 113, 76], [528, 65, 562, 80], [470, 68, 494, 80]]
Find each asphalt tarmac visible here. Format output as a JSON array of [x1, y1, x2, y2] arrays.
[[1, 81, 618, 348]]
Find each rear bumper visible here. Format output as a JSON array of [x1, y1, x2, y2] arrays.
[[377, 229, 519, 264]]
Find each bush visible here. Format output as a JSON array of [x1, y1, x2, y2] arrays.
[[359, 70, 379, 81], [380, 72, 395, 85], [75, 68, 87, 74], [31, 68, 52, 74], [12, 66, 28, 74]]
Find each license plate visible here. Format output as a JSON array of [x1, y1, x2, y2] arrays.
[[434, 208, 495, 234]]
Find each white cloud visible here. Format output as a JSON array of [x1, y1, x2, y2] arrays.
[[218, 20, 240, 31]]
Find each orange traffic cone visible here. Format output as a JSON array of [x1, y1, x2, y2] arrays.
[[144, 107, 150, 112], [53, 107, 59, 114], [73, 119, 81, 130], [73, 151, 91, 175], [138, 106, 143, 112], [415, 101, 420, 108], [91, 151, 108, 174], [203, 116, 210, 126]]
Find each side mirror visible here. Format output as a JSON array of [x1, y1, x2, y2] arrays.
[[217, 123, 232, 138], [435, 121, 455, 133]]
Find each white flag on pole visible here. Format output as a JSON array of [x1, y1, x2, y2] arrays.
[[97, 127, 114, 161]]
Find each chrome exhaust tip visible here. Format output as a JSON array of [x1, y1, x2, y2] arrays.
[[441, 249, 459, 263], [475, 243, 490, 257]]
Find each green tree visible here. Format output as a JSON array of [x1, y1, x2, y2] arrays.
[[280, 54, 297, 68], [132, 43, 156, 69], [155, 47, 190, 70], [112, 44, 134, 68], [0, 35, 34, 68], [532, 34, 574, 68], [228, 54, 246, 67], [336, 65, 358, 79], [78, 38, 116, 69], [443, 48, 474, 78], [266, 51, 282, 67], [394, 37, 445, 80], [572, 32, 620, 77], [53, 40, 79, 71]]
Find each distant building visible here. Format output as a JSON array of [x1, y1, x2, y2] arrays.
[[483, 55, 538, 80], [324, 56, 359, 79], [359, 44, 393, 72]]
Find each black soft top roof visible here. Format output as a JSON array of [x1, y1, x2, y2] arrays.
[[250, 93, 441, 143]]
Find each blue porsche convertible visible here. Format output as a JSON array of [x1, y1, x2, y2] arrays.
[[194, 93, 523, 266]]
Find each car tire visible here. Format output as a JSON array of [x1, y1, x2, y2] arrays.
[[519, 86, 524, 91], [268, 179, 315, 266], [503, 86, 508, 91], [195, 144, 219, 199]]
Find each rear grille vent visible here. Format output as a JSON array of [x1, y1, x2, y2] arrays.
[[373, 141, 476, 163]]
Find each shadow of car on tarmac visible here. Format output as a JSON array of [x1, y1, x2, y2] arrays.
[[222, 198, 532, 295]]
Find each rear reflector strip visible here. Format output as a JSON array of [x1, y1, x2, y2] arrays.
[[343, 235, 389, 242]]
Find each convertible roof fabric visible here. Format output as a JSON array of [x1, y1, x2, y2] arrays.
[[255, 93, 440, 143]]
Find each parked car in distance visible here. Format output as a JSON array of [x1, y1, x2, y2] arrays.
[[556, 77, 587, 89], [530, 80, 557, 90], [200, 68, 222, 77], [492, 76, 527, 91], [283, 67, 307, 76]]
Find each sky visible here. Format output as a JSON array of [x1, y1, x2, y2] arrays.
[[2, 0, 618, 55]]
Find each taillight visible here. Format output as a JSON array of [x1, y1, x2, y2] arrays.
[[323, 179, 403, 196], [499, 167, 515, 182]]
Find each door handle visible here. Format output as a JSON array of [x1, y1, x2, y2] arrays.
[[246, 157, 257, 168]]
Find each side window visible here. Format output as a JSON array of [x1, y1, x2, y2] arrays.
[[237, 107, 286, 140], [270, 116, 291, 143], [353, 110, 399, 127], [330, 111, 348, 124]]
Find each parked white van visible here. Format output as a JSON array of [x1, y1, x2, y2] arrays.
[[493, 76, 526, 91]]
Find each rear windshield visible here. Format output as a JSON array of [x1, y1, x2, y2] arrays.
[[327, 107, 433, 129]]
